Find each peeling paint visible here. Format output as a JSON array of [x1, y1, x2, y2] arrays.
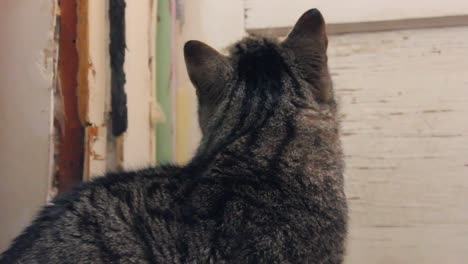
[[48, 0, 61, 201], [87, 125, 99, 138], [84, 125, 107, 179]]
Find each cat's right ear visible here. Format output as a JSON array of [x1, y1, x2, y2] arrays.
[[282, 8, 328, 52], [282, 9, 333, 103], [184, 40, 230, 103]]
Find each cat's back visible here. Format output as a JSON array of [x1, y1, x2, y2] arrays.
[[0, 166, 184, 264]]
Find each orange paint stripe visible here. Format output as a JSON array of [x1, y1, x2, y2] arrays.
[[57, 0, 85, 194], [77, 0, 90, 125]]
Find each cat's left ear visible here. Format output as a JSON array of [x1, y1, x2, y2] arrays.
[[184, 40, 231, 103]]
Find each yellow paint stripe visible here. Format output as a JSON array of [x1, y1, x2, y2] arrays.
[[175, 87, 194, 164]]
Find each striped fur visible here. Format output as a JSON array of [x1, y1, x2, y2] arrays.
[[0, 9, 347, 263]]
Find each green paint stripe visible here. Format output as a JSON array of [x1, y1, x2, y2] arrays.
[[156, 0, 173, 164]]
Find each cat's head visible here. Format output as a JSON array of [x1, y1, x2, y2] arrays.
[[184, 9, 333, 139]]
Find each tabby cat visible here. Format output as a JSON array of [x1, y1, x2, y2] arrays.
[[0, 9, 347, 263]]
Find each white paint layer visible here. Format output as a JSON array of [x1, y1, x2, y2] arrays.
[[181, 0, 246, 51], [174, 0, 247, 163], [85, 1, 111, 177], [245, 0, 468, 30], [328, 26, 468, 263], [0, 0, 56, 251], [122, 0, 155, 168]]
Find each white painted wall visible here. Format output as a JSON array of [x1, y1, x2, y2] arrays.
[[179, 0, 246, 51], [329, 26, 468, 263], [178, 2, 468, 262], [0, 0, 56, 251], [245, 0, 468, 30], [174, 0, 246, 163]]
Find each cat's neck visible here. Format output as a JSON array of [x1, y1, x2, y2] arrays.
[[192, 107, 342, 176]]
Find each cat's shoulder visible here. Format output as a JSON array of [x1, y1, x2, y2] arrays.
[[32, 165, 184, 223]]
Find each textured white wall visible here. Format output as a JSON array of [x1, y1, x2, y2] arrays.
[[245, 0, 468, 29], [0, 0, 56, 251], [329, 26, 468, 263]]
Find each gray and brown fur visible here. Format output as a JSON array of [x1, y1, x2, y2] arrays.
[[0, 9, 347, 263]]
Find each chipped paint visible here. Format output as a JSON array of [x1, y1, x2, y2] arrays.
[[75, 0, 111, 177], [48, 0, 61, 200], [83, 125, 107, 180], [87, 126, 105, 161]]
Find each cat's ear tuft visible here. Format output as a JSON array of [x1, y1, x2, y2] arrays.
[[283, 8, 328, 51], [184, 40, 230, 102]]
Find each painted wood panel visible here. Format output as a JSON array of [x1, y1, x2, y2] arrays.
[[156, 0, 174, 164], [327, 26, 468, 263], [0, 0, 57, 251], [122, 0, 156, 168], [245, 0, 468, 31], [57, 0, 85, 194], [81, 0, 111, 178]]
